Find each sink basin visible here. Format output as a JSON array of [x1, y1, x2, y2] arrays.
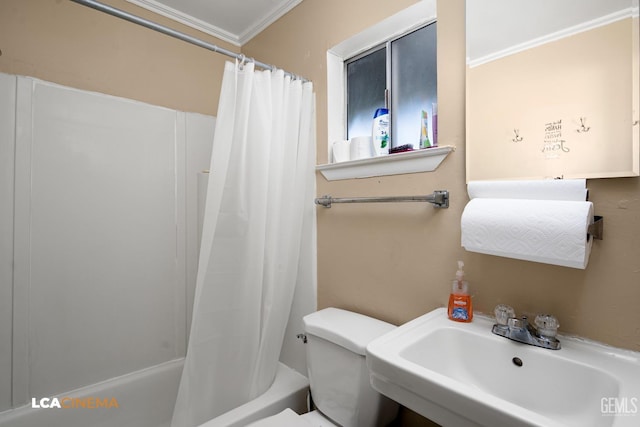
[[366, 308, 640, 427]]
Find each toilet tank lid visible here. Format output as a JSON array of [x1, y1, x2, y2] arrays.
[[303, 308, 396, 356]]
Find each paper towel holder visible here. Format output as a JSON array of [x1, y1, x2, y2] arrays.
[[588, 216, 604, 240]]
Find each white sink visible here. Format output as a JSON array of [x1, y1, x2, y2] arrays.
[[366, 308, 640, 427]]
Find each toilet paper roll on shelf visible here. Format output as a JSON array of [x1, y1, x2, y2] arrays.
[[332, 140, 350, 163], [349, 136, 373, 160], [461, 179, 602, 269]]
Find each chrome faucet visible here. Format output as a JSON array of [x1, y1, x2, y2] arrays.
[[491, 305, 561, 350]]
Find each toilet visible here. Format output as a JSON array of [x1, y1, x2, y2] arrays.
[[248, 307, 399, 427]]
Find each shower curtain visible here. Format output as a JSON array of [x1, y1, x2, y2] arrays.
[[171, 61, 316, 427]]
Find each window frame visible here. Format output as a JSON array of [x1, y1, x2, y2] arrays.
[[344, 21, 438, 146], [326, 0, 437, 162]]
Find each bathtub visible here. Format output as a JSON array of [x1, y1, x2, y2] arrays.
[[0, 359, 309, 427]]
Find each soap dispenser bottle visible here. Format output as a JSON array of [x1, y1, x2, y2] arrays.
[[448, 261, 472, 322]]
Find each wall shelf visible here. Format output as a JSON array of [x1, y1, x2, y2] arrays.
[[316, 146, 454, 181]]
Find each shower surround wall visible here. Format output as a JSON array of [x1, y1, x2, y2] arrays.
[[0, 0, 234, 414], [0, 73, 214, 411]]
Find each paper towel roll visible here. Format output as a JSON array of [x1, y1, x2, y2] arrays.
[[468, 179, 588, 201], [461, 198, 594, 269]]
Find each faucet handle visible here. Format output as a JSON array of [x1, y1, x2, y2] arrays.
[[535, 314, 559, 338], [494, 304, 515, 325]]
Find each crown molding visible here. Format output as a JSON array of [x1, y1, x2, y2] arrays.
[[468, 7, 638, 68], [126, 0, 240, 45], [237, 0, 303, 45], [126, 0, 303, 47]]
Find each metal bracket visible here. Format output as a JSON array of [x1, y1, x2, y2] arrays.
[[588, 216, 604, 240]]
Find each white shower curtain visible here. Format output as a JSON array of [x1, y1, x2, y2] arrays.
[[171, 61, 316, 427]]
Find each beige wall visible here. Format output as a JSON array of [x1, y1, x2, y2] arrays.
[[468, 19, 636, 180], [2, 0, 640, 424], [245, 0, 640, 354], [0, 0, 237, 115]]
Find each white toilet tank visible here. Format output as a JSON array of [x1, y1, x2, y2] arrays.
[[302, 308, 399, 427]]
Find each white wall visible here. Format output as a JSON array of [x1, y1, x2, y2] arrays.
[[0, 72, 16, 413], [1, 73, 214, 408]]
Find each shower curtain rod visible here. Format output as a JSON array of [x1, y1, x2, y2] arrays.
[[69, 0, 308, 82]]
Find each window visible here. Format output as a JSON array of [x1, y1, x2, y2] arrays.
[[346, 47, 387, 139], [326, 0, 438, 162], [346, 23, 437, 150]]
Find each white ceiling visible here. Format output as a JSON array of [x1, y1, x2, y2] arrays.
[[126, 0, 304, 46], [466, 0, 637, 65]]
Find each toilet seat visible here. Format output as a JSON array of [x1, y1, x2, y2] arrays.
[[246, 408, 339, 427]]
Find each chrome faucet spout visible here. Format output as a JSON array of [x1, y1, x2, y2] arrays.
[[492, 308, 561, 350]]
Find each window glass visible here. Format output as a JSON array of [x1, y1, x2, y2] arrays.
[[345, 22, 437, 149], [391, 23, 437, 148], [346, 47, 387, 139]]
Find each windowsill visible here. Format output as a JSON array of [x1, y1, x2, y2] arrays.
[[316, 145, 454, 181]]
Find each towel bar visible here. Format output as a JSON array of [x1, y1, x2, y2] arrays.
[[315, 190, 449, 209]]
